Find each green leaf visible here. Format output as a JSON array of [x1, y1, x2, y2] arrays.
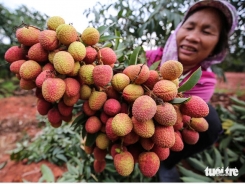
[[97, 23, 116, 36], [178, 165, 212, 182], [203, 150, 214, 167], [219, 135, 232, 150], [224, 148, 229, 169], [178, 67, 202, 93], [229, 123, 245, 132], [229, 96, 245, 107], [128, 46, 143, 65], [85, 133, 98, 147], [180, 176, 209, 182], [186, 157, 207, 173], [213, 147, 222, 168], [67, 162, 79, 175], [56, 154, 68, 162], [232, 105, 245, 114], [149, 60, 160, 70], [169, 97, 190, 104], [99, 35, 121, 42], [39, 164, 55, 182]]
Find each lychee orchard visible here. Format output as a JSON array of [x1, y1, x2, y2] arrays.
[[4, 15, 209, 178]]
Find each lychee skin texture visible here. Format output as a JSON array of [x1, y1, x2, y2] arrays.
[[28, 43, 48, 62], [123, 64, 150, 84], [138, 151, 160, 178], [93, 65, 113, 87], [83, 46, 97, 64], [19, 60, 42, 80], [153, 79, 178, 101], [57, 100, 73, 117], [42, 78, 66, 103], [170, 132, 184, 152], [4, 46, 26, 63], [132, 117, 155, 138], [151, 145, 170, 161], [56, 24, 78, 45], [132, 95, 157, 123], [143, 70, 159, 90], [99, 47, 117, 65], [160, 60, 183, 80], [105, 117, 119, 142], [111, 113, 133, 137], [152, 125, 175, 148], [114, 151, 134, 177], [140, 138, 154, 150], [122, 84, 144, 102], [10, 60, 25, 74], [78, 64, 94, 85], [80, 84, 92, 100], [123, 131, 140, 146], [190, 117, 209, 132], [93, 159, 106, 173], [16, 27, 40, 46], [47, 107, 62, 127], [35, 70, 54, 88], [82, 100, 96, 116], [103, 99, 121, 116], [19, 78, 36, 90], [63, 93, 80, 107], [64, 77, 81, 97], [181, 129, 199, 145], [47, 16, 65, 30], [37, 98, 53, 115], [85, 116, 102, 134], [95, 133, 110, 150], [110, 143, 127, 158], [88, 91, 107, 111], [111, 73, 130, 92], [53, 51, 75, 75], [180, 95, 209, 118], [39, 30, 59, 51], [81, 27, 100, 46], [154, 103, 177, 126], [68, 41, 86, 61]]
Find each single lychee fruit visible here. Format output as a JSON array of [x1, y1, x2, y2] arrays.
[[68, 61, 80, 77], [57, 100, 73, 117], [95, 133, 110, 150], [19, 78, 36, 90], [103, 99, 121, 116], [151, 145, 170, 161], [138, 151, 160, 178], [99, 47, 117, 65], [88, 91, 107, 111], [68, 41, 86, 61], [16, 26, 40, 46], [37, 98, 53, 115], [105, 117, 119, 142], [4, 46, 26, 63], [190, 117, 209, 132], [82, 100, 96, 116], [80, 84, 92, 100], [181, 128, 199, 145], [153, 79, 178, 101], [56, 24, 78, 45], [142, 70, 160, 90], [123, 64, 150, 84], [78, 64, 94, 85], [47, 16, 65, 30], [170, 132, 184, 152], [93, 159, 106, 173], [64, 77, 80, 97], [63, 93, 80, 106], [39, 30, 59, 51], [48, 50, 59, 64], [154, 103, 177, 126], [132, 95, 157, 123], [110, 143, 127, 158], [10, 60, 25, 74], [114, 151, 134, 177], [132, 117, 155, 138], [180, 95, 209, 118], [123, 131, 140, 146], [160, 60, 183, 80], [83, 46, 97, 64], [85, 116, 102, 134], [42, 63, 55, 71], [100, 111, 109, 124], [122, 84, 144, 102], [93, 65, 113, 87], [19, 60, 42, 80], [81, 27, 100, 46], [152, 125, 175, 148], [27, 43, 48, 62], [173, 105, 183, 131], [42, 78, 66, 103], [47, 107, 62, 128], [111, 113, 133, 137], [35, 70, 55, 88], [53, 51, 75, 75], [111, 73, 130, 92], [140, 138, 154, 151]]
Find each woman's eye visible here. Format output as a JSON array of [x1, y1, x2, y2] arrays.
[[203, 30, 211, 34]]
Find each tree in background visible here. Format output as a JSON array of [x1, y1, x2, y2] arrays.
[[0, 4, 48, 78], [84, 0, 245, 72]]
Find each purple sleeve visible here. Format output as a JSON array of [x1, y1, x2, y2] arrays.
[[145, 47, 164, 67], [182, 71, 217, 103]]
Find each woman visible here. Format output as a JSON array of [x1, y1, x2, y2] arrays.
[[146, 0, 238, 182]]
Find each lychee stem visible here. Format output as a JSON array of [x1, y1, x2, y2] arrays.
[[13, 21, 43, 31], [132, 63, 144, 84]]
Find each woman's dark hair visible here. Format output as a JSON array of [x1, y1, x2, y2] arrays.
[[183, 6, 230, 56]]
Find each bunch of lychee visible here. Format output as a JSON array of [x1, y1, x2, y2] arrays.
[[4, 15, 210, 178]]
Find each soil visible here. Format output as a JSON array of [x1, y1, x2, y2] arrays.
[[0, 72, 245, 182]]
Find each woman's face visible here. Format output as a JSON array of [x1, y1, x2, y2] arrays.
[[176, 8, 222, 69]]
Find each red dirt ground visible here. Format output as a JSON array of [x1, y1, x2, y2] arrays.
[[0, 72, 244, 182]]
